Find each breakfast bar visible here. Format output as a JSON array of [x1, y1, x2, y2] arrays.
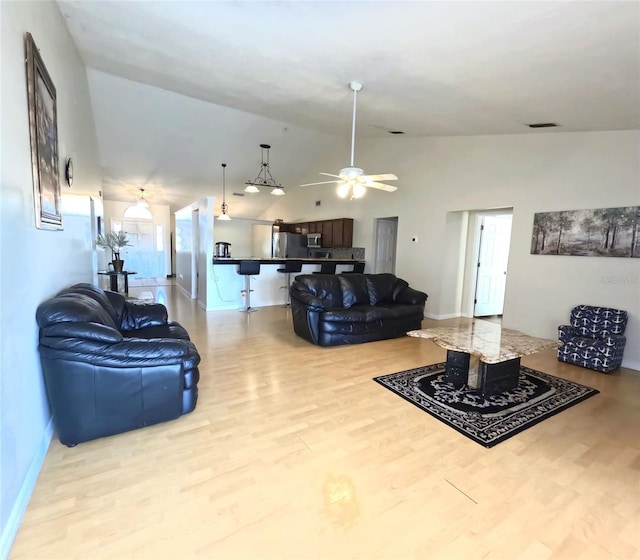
[[210, 257, 365, 311]]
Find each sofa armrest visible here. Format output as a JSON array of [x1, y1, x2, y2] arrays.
[[39, 336, 200, 368], [395, 286, 428, 307], [289, 286, 329, 311], [42, 322, 124, 343], [558, 325, 582, 344], [121, 301, 169, 331]]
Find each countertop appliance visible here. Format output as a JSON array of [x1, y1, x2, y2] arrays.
[[307, 233, 322, 248], [272, 232, 307, 258], [215, 242, 231, 258]]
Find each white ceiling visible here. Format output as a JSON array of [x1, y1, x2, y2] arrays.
[[58, 1, 640, 215]]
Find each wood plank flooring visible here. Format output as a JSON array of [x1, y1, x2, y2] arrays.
[[10, 285, 640, 559]]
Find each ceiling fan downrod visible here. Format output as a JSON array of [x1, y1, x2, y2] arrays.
[[349, 81, 363, 168]]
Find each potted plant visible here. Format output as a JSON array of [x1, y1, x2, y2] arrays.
[[96, 231, 131, 272]]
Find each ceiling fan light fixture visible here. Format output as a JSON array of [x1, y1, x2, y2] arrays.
[[352, 184, 366, 198], [124, 188, 153, 219], [245, 144, 284, 196], [337, 183, 350, 198], [217, 163, 232, 221]]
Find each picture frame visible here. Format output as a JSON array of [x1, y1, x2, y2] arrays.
[[25, 32, 63, 230], [531, 206, 640, 258]]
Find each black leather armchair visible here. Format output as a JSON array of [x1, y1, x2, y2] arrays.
[[290, 273, 427, 346], [36, 283, 200, 446]]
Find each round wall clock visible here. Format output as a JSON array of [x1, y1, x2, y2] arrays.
[[65, 158, 73, 187]]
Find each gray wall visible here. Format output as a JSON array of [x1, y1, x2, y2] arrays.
[[0, 1, 102, 555]]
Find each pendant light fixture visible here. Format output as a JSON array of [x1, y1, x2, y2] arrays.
[[217, 163, 231, 221], [123, 188, 153, 219], [244, 143, 285, 196]]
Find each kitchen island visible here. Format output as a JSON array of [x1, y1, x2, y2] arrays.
[[210, 258, 365, 310]]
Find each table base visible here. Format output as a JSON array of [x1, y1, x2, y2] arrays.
[[446, 350, 521, 395]]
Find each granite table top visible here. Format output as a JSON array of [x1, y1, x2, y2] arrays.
[[407, 320, 558, 364]]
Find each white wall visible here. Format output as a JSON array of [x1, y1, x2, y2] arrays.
[[0, 1, 102, 556], [214, 217, 273, 258], [269, 130, 640, 370]]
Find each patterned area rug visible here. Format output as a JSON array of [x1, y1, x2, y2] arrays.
[[374, 362, 599, 448]]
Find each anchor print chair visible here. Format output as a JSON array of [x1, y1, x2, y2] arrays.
[[557, 305, 628, 373]]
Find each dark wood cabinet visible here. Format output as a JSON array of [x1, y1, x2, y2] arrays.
[[288, 218, 354, 248], [332, 218, 353, 248], [321, 220, 333, 248]]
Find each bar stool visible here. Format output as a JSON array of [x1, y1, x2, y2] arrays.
[[313, 262, 337, 274], [237, 260, 261, 312], [277, 260, 303, 306], [342, 262, 365, 274]]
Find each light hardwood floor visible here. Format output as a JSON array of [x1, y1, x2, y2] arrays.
[[11, 285, 640, 559]]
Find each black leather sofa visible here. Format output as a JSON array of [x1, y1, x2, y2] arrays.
[[36, 283, 200, 446], [289, 273, 427, 347]]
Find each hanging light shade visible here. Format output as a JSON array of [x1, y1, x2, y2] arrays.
[[244, 143, 285, 195], [123, 188, 153, 219], [217, 163, 231, 221]]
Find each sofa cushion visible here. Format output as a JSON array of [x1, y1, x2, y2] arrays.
[[56, 283, 120, 326], [322, 304, 422, 322], [339, 274, 369, 308], [36, 294, 118, 330], [294, 275, 343, 308], [364, 274, 398, 305], [125, 322, 191, 341]]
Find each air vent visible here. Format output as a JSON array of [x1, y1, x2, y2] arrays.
[[232, 192, 245, 197], [388, 130, 405, 135], [527, 123, 559, 128]]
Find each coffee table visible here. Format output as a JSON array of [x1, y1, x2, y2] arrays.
[[407, 321, 558, 395]]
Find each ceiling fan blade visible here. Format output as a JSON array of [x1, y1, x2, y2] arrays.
[[319, 172, 343, 179], [365, 181, 398, 192], [300, 180, 342, 187], [362, 173, 398, 182]]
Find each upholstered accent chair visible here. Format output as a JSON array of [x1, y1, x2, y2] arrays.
[[557, 305, 628, 373]]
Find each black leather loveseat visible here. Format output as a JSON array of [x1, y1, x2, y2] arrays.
[[289, 273, 427, 347], [36, 283, 200, 446]]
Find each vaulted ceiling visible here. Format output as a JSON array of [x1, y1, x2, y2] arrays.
[[58, 1, 640, 216]]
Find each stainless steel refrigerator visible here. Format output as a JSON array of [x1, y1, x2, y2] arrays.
[[272, 232, 307, 258]]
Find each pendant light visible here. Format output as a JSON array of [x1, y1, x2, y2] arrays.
[[217, 163, 231, 221], [244, 143, 285, 195], [123, 188, 153, 219]]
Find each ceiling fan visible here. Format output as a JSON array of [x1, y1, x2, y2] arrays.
[[301, 81, 398, 199]]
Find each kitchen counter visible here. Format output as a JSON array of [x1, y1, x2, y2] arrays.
[[209, 258, 366, 310], [212, 257, 364, 264]]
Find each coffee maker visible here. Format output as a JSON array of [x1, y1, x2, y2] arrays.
[[215, 242, 231, 258]]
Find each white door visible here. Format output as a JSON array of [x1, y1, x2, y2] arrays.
[[474, 214, 512, 316], [374, 218, 398, 274], [112, 219, 165, 278]]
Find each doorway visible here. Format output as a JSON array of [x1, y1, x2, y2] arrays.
[[373, 217, 398, 274], [472, 213, 513, 317]]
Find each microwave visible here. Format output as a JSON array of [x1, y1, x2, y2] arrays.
[[307, 233, 322, 247]]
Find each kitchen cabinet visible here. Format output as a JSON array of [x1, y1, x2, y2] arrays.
[[321, 221, 333, 248], [332, 218, 353, 248], [289, 218, 354, 248]]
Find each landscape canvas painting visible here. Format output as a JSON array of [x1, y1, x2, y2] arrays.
[[531, 206, 640, 258]]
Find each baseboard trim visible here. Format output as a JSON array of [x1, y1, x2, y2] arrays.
[[175, 283, 193, 300], [0, 418, 54, 560], [622, 359, 640, 373], [424, 312, 462, 320]]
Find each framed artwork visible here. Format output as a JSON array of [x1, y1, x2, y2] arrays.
[[25, 32, 63, 230], [531, 206, 640, 258]]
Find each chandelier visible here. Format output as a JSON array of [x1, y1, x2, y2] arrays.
[[217, 163, 231, 220], [245, 144, 285, 196], [123, 188, 152, 219]]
